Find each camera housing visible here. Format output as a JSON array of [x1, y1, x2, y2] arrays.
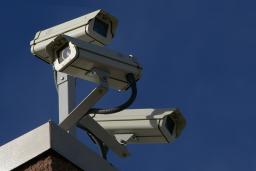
[[29, 9, 186, 158], [30, 9, 118, 64], [46, 35, 142, 91], [92, 108, 186, 144]]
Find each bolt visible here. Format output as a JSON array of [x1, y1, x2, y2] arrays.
[[129, 54, 133, 58], [60, 77, 65, 80]]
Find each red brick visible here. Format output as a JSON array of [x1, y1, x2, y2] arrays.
[[13, 150, 82, 171]]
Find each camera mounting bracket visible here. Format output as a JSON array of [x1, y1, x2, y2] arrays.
[[57, 70, 129, 158], [59, 68, 109, 131]]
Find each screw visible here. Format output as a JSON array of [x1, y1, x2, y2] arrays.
[[120, 140, 127, 144]]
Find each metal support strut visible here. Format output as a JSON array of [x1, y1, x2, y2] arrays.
[[56, 72, 76, 135], [59, 69, 109, 131], [57, 69, 129, 158]]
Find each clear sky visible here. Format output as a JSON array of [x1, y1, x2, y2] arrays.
[[0, 0, 255, 170]]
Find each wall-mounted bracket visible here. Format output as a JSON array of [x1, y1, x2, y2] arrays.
[[57, 69, 129, 158], [59, 69, 109, 131]]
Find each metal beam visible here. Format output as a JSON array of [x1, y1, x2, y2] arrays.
[[56, 72, 76, 135], [59, 85, 108, 131], [78, 116, 129, 157]]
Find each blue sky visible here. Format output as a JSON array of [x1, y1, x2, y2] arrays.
[[0, 0, 256, 170]]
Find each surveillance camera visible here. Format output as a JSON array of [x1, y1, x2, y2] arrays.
[[92, 108, 186, 144], [30, 9, 118, 64], [46, 35, 142, 91]]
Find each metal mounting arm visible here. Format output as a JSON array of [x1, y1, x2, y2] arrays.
[[58, 69, 129, 158], [59, 69, 109, 131], [59, 85, 108, 130], [78, 116, 129, 157]]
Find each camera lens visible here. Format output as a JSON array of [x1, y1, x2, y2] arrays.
[[165, 116, 175, 135], [59, 46, 71, 63], [93, 18, 109, 37]]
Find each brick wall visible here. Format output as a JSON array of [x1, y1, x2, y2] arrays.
[[13, 150, 82, 171]]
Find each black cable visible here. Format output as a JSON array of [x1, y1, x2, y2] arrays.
[[78, 124, 109, 160], [88, 132, 109, 159], [53, 72, 137, 115], [88, 73, 137, 114], [95, 138, 109, 160], [53, 68, 59, 94], [61, 73, 137, 160], [77, 73, 137, 161]]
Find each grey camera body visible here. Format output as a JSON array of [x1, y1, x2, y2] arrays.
[[47, 35, 142, 91], [30, 9, 118, 64], [92, 108, 186, 144]]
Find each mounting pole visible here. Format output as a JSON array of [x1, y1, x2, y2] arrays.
[[56, 72, 76, 135]]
